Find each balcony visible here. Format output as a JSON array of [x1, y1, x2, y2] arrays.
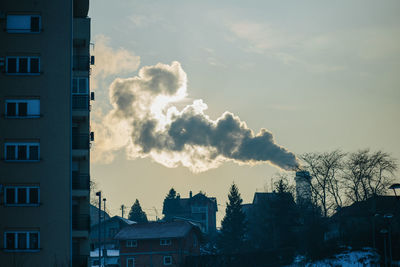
[[72, 173, 90, 190], [72, 254, 88, 267], [72, 134, 89, 150], [73, 56, 89, 71], [72, 95, 89, 110], [72, 214, 90, 231]]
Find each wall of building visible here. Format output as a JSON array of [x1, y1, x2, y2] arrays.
[[119, 231, 200, 267], [0, 0, 73, 266]]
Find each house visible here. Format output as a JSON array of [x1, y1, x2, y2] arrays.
[[325, 196, 400, 251], [114, 221, 201, 267], [0, 0, 92, 266], [90, 216, 136, 250], [162, 191, 217, 235]]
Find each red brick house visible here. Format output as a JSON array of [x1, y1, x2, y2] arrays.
[[114, 221, 201, 267]]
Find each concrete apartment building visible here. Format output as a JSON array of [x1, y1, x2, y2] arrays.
[[0, 0, 93, 266]]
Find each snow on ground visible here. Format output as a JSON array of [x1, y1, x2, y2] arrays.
[[288, 248, 380, 266]]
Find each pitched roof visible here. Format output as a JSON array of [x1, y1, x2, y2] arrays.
[[114, 221, 200, 240], [333, 195, 400, 219], [91, 215, 136, 228]]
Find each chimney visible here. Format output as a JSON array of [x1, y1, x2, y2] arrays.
[[189, 191, 192, 198], [295, 171, 312, 206]]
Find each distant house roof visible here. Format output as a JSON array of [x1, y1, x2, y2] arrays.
[[90, 204, 111, 226], [333, 195, 400, 219], [162, 192, 218, 215], [114, 221, 200, 240], [91, 215, 136, 228]]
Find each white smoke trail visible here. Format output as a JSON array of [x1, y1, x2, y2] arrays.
[[93, 61, 299, 172]]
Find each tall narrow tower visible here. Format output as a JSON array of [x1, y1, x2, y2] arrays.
[[295, 171, 312, 206], [0, 0, 92, 266]]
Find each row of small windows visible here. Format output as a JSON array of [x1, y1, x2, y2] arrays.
[[6, 57, 40, 74], [5, 99, 40, 118], [126, 238, 172, 248], [5, 143, 40, 161], [6, 15, 41, 33], [4, 57, 92, 79], [4, 231, 40, 251], [5, 186, 40, 206]]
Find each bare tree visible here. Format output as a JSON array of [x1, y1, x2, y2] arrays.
[[300, 150, 346, 217], [343, 149, 397, 203]]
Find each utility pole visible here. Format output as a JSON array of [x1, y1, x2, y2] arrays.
[[103, 198, 107, 267], [120, 204, 125, 218], [96, 191, 101, 267]]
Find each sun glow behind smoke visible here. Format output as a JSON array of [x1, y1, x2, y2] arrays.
[[93, 61, 299, 172]]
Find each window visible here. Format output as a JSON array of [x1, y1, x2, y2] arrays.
[[127, 257, 135, 267], [4, 231, 40, 251], [163, 256, 172, 265], [5, 186, 40, 206], [6, 15, 41, 33], [126, 239, 137, 247], [6, 57, 40, 74], [72, 77, 89, 94], [5, 99, 40, 118], [5, 143, 40, 161], [160, 239, 171, 246]]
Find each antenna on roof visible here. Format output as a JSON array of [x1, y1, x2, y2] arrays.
[[120, 204, 125, 218]]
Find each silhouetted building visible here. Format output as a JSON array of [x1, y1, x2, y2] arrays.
[[90, 216, 135, 250], [0, 0, 93, 266], [90, 204, 111, 226], [163, 192, 218, 235], [325, 196, 400, 255], [115, 221, 201, 267]]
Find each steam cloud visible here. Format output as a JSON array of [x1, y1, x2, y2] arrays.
[[94, 61, 298, 172]]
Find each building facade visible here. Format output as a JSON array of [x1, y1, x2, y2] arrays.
[[0, 0, 92, 266], [115, 221, 201, 267]]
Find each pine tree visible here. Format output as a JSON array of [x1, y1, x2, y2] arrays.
[[218, 183, 246, 254], [128, 199, 148, 223], [165, 188, 177, 200]]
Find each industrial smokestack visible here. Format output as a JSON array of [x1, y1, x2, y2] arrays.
[[295, 171, 312, 206]]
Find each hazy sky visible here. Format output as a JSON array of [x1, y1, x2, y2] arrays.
[[88, 0, 400, 224]]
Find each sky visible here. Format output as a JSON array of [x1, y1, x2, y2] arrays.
[[88, 0, 400, 225]]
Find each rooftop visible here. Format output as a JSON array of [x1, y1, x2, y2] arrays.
[[114, 220, 200, 240]]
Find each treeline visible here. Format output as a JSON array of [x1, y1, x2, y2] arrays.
[[300, 149, 397, 217], [213, 149, 398, 263]]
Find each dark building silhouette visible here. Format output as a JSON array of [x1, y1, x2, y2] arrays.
[[325, 195, 400, 259], [90, 215, 136, 250], [163, 192, 218, 235]]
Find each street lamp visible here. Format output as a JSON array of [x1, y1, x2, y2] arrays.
[[103, 198, 107, 267], [96, 191, 101, 266]]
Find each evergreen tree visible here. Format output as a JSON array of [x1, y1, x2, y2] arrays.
[[218, 183, 246, 254], [128, 199, 148, 223], [165, 188, 177, 200], [163, 188, 179, 220]]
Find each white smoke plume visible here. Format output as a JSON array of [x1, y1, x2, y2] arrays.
[[93, 61, 299, 172]]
